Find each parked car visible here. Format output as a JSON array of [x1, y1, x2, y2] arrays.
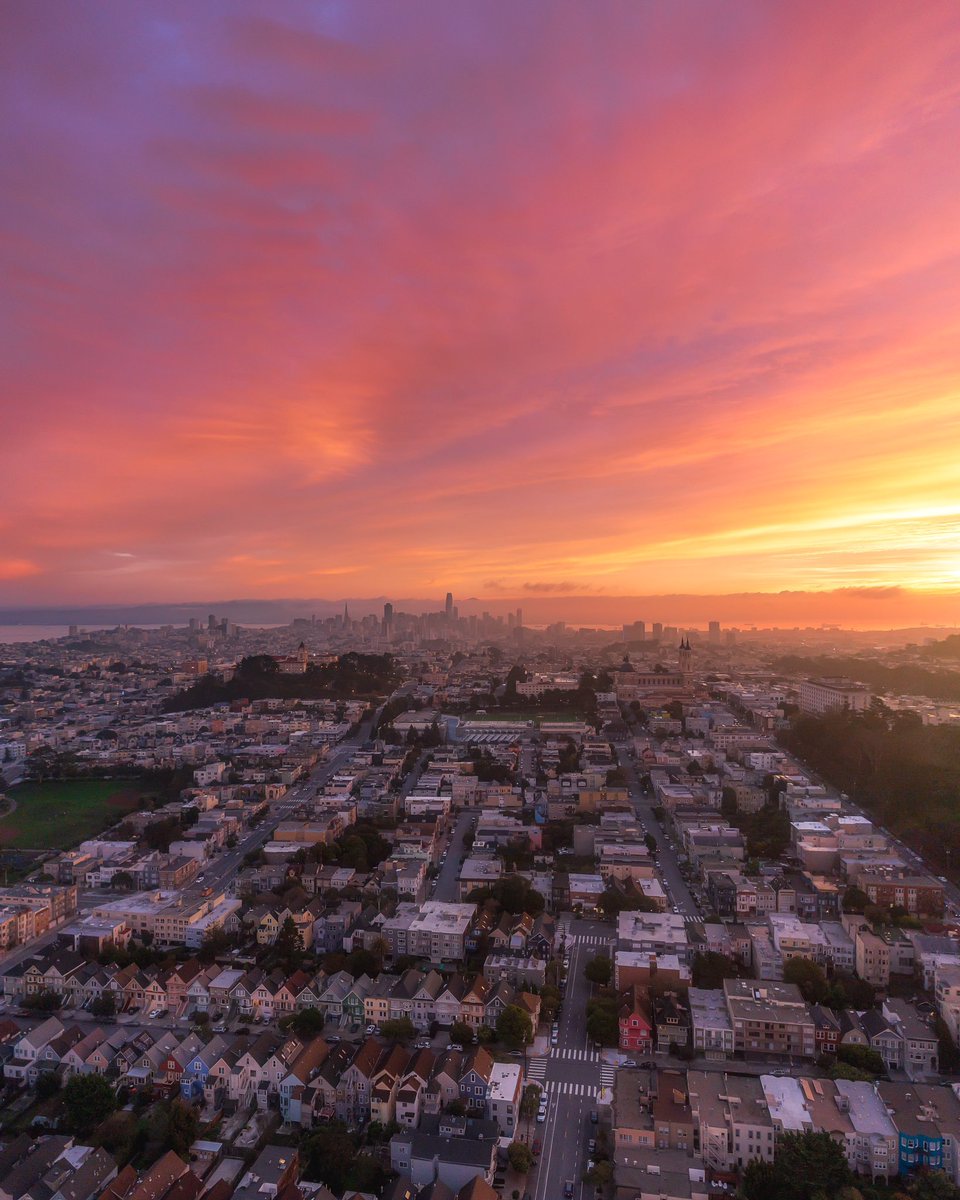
[[564, 1182, 574, 1198], [590, 1109, 599, 1124]]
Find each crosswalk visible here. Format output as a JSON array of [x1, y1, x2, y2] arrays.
[[599, 1063, 616, 1091], [543, 1080, 597, 1098], [526, 1057, 549, 1083], [565, 933, 612, 949], [550, 1047, 600, 1063]]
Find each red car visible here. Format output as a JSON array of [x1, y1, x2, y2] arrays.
[[532, 1139, 542, 1156]]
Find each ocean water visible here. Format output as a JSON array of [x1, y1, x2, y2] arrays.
[[0, 624, 166, 644], [0, 622, 288, 645]]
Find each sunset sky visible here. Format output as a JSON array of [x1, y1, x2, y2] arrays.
[[3, 2, 960, 624]]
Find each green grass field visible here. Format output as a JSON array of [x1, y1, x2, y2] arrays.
[[464, 710, 589, 724], [0, 780, 149, 850]]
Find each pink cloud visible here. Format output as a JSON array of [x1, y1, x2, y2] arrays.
[[1, 2, 960, 610]]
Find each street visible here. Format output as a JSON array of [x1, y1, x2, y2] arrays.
[[616, 746, 701, 920], [529, 917, 616, 1200], [432, 810, 475, 903]]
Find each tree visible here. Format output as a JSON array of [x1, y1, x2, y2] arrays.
[[371, 935, 391, 972], [275, 916, 304, 968], [584, 954, 612, 986], [23, 989, 61, 1012], [583, 1161, 613, 1187], [450, 1020, 474, 1047], [842, 885, 869, 914], [496, 1004, 533, 1050], [903, 1171, 960, 1200], [829, 1060, 876, 1083], [741, 1130, 853, 1200], [783, 957, 830, 1004], [936, 1015, 960, 1073], [111, 871, 136, 891], [285, 1007, 326, 1039], [380, 1017, 415, 1043], [198, 926, 233, 964], [520, 1084, 542, 1120], [36, 1071, 61, 1099], [302, 1123, 359, 1193], [64, 1074, 117, 1136], [585, 996, 619, 1047], [91, 993, 116, 1017], [539, 984, 562, 1022], [644, 833, 658, 853], [836, 1044, 885, 1077], [507, 1142, 533, 1174], [740, 1157, 779, 1200], [692, 951, 741, 989]]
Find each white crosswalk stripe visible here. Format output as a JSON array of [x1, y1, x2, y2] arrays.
[[567, 934, 611, 948], [551, 1047, 600, 1063], [544, 1081, 596, 1098], [599, 1064, 616, 1089], [526, 1057, 549, 1082]]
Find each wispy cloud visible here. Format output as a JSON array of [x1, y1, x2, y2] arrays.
[[2, 2, 960, 610]]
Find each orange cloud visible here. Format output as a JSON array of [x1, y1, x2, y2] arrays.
[[1, 2, 960, 618]]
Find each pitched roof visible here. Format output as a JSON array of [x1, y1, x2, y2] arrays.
[[125, 1151, 190, 1200]]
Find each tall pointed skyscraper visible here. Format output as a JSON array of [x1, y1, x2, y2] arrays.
[[445, 592, 454, 620]]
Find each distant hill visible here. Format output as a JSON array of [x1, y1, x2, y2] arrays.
[[772, 654, 960, 702], [163, 652, 399, 713]]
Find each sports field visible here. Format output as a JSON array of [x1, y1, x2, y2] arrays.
[[0, 780, 149, 850]]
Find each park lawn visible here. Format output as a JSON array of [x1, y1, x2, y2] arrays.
[[0, 780, 149, 850], [465, 710, 590, 724]]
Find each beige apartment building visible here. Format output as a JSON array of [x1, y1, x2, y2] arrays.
[[723, 979, 816, 1059]]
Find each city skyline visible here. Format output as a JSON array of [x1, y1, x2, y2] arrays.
[[3, 3, 960, 620]]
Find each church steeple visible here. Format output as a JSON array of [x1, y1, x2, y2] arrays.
[[678, 636, 692, 675]]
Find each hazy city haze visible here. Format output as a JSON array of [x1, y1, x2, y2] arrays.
[[2, 2, 960, 620]]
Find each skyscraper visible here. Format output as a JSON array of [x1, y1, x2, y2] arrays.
[[516, 607, 523, 627], [708, 620, 721, 642], [445, 592, 453, 619], [383, 602, 394, 639]]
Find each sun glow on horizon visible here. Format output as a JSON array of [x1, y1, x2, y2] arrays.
[[2, 1, 960, 622]]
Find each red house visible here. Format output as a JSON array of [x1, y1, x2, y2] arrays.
[[618, 986, 653, 1054]]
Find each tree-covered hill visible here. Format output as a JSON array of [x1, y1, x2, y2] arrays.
[[773, 654, 960, 702], [779, 704, 960, 876], [163, 652, 399, 712]]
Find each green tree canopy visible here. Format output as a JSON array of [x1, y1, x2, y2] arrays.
[[449, 1020, 474, 1047], [496, 1004, 533, 1050], [380, 1017, 415, 1043], [783, 956, 830, 1004], [740, 1130, 853, 1200], [507, 1142, 533, 1174], [584, 954, 612, 986], [585, 996, 619, 1047], [692, 951, 741, 989], [64, 1074, 117, 1137]]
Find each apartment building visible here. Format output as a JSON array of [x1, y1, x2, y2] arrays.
[[381, 901, 475, 963], [688, 989, 735, 1060], [798, 678, 872, 715], [723, 979, 815, 1059]]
